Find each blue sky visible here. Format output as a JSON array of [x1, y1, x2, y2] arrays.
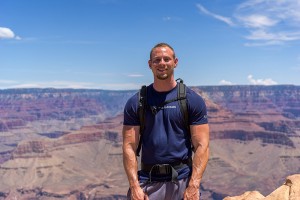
[[1, 0, 300, 90]]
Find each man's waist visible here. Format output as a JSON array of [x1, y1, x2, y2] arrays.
[[141, 157, 192, 172]]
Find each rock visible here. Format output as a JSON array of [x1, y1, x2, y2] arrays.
[[224, 174, 300, 200], [224, 191, 265, 200], [264, 174, 300, 200]]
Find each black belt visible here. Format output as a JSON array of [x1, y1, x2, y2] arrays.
[[141, 158, 192, 183]]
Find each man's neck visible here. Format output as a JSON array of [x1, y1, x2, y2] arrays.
[[153, 78, 177, 92]]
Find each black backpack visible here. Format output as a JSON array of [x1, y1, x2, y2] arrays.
[[136, 78, 190, 156]]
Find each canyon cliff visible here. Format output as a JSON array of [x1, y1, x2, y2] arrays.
[[0, 85, 299, 199]]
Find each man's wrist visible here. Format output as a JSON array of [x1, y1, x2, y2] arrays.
[[188, 177, 201, 189], [129, 180, 140, 189], [187, 184, 199, 189]]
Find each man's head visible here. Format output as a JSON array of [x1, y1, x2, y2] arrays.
[[148, 43, 178, 81], [149, 43, 176, 60]]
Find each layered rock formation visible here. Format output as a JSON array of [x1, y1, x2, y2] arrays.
[[0, 115, 127, 199], [0, 85, 300, 199], [196, 85, 300, 199]]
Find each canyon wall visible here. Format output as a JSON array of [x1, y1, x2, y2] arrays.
[[0, 85, 299, 199]]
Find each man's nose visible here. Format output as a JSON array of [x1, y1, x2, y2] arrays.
[[159, 58, 166, 64]]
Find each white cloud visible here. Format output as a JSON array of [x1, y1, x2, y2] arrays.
[[235, 0, 300, 45], [247, 74, 277, 85], [0, 27, 15, 39], [2, 81, 96, 89], [0, 27, 20, 40], [219, 80, 234, 85], [237, 0, 300, 22], [237, 14, 278, 28], [196, 1, 300, 46], [245, 29, 300, 41], [127, 74, 144, 78], [196, 4, 235, 26], [0, 80, 140, 90], [244, 40, 284, 47]]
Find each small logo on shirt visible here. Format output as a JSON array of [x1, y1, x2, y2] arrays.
[[163, 105, 176, 109]]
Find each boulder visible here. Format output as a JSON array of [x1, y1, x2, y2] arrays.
[[264, 174, 300, 200], [224, 174, 300, 200], [224, 191, 264, 200]]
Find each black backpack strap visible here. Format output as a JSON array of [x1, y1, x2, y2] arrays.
[[176, 79, 189, 131], [176, 79, 194, 151], [136, 85, 147, 156]]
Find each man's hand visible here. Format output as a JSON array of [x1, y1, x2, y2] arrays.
[[131, 186, 149, 200], [183, 186, 200, 200]]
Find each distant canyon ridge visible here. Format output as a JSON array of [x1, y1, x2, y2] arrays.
[[0, 85, 300, 200]]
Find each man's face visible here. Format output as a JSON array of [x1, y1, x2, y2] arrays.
[[148, 46, 178, 80]]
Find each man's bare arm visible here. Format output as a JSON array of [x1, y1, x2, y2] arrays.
[[184, 124, 210, 199], [122, 125, 147, 199], [123, 125, 139, 187]]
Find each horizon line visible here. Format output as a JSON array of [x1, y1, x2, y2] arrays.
[[0, 84, 298, 91]]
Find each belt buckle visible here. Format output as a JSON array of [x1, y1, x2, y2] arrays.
[[158, 164, 170, 174], [148, 164, 176, 183]]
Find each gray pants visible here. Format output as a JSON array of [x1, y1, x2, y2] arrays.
[[127, 178, 197, 200]]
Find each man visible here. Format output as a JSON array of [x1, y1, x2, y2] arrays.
[[123, 43, 209, 200]]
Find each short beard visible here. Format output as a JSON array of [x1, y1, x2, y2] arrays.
[[156, 74, 168, 80]]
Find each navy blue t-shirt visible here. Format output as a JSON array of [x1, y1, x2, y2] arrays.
[[123, 83, 208, 180]]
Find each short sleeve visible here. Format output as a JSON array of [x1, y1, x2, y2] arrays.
[[123, 92, 140, 126], [187, 89, 208, 125]]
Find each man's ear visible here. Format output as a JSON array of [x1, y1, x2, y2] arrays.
[[174, 58, 178, 68], [148, 60, 152, 69]]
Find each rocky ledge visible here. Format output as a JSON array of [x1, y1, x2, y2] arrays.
[[224, 174, 300, 200]]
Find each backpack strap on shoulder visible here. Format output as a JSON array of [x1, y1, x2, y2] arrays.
[[176, 79, 194, 151], [136, 85, 147, 156], [176, 78, 189, 132]]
